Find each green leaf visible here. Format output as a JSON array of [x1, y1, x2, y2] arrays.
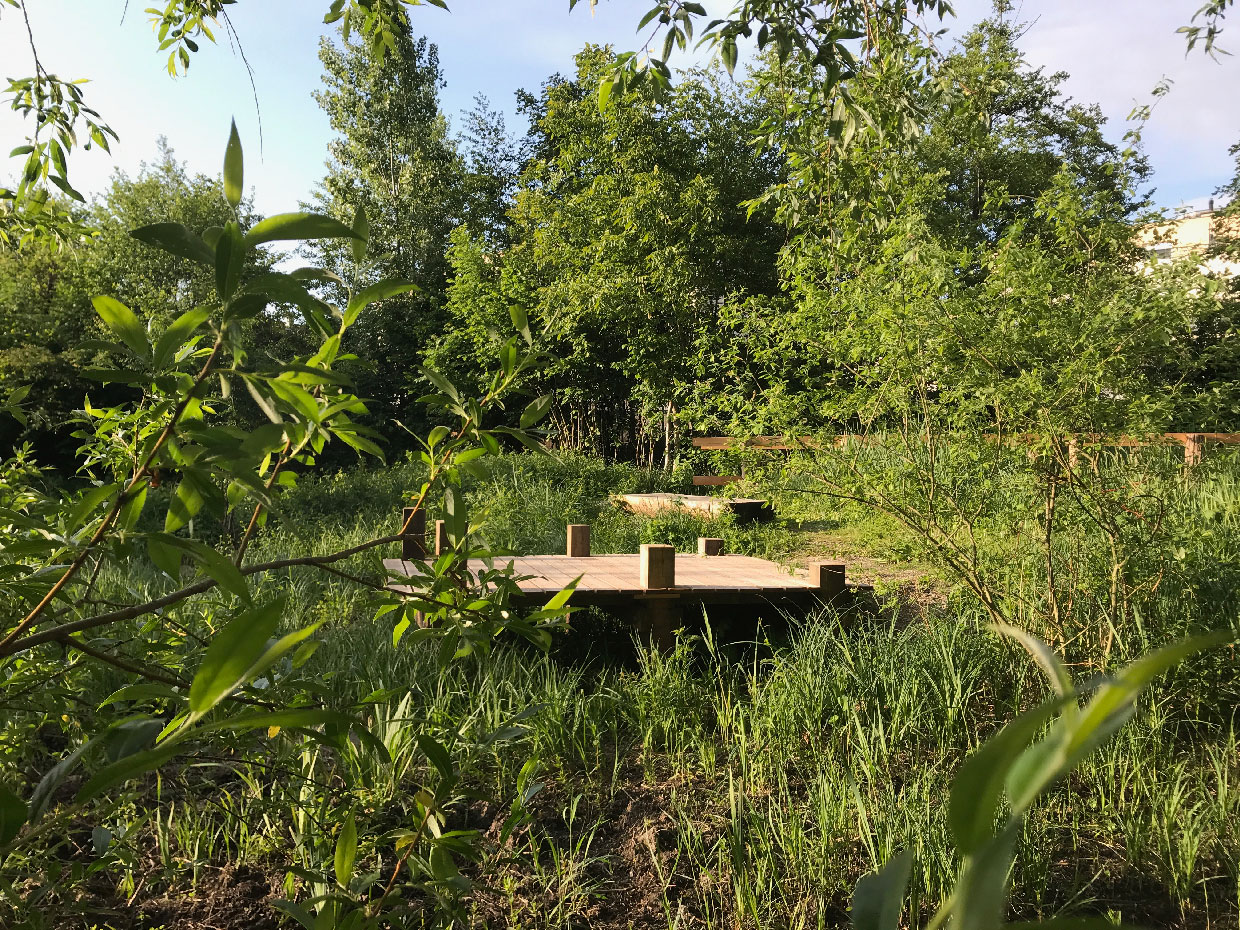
[[291, 639, 320, 669], [953, 819, 1022, 930], [187, 598, 285, 718], [76, 740, 183, 803], [508, 304, 531, 341], [66, 482, 119, 535], [1064, 631, 1230, 763], [492, 426, 548, 454], [99, 682, 179, 708], [721, 35, 738, 75], [30, 741, 93, 823], [147, 534, 182, 579], [344, 278, 418, 327], [598, 76, 616, 111], [421, 366, 462, 403], [520, 393, 554, 428], [542, 577, 580, 612], [102, 718, 163, 763], [223, 119, 243, 209], [949, 697, 1063, 855], [152, 307, 211, 370], [92, 826, 112, 856], [149, 533, 249, 602], [850, 849, 911, 930], [995, 624, 1074, 699], [417, 733, 454, 781], [335, 811, 357, 888], [92, 296, 150, 361], [243, 212, 360, 248], [240, 273, 332, 324], [246, 619, 326, 683], [215, 221, 244, 300], [81, 369, 153, 385], [0, 782, 26, 846], [117, 484, 148, 533], [430, 843, 461, 882], [130, 222, 215, 266], [444, 485, 466, 546], [165, 477, 205, 533], [1007, 631, 1230, 816], [270, 900, 317, 930]]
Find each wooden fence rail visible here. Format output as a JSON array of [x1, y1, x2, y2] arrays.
[[691, 433, 1240, 468]]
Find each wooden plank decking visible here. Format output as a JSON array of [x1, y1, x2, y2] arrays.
[[382, 553, 839, 607], [388, 517, 846, 647]]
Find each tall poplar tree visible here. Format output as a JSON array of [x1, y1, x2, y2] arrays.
[[310, 18, 464, 437]]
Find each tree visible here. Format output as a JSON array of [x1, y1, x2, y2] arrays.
[[310, 21, 464, 440], [1176, 137, 1240, 429], [0, 143, 278, 464], [430, 47, 785, 462], [457, 94, 519, 246], [918, 10, 1145, 250], [4, 0, 1226, 248], [0, 235, 99, 464], [683, 7, 1171, 433]]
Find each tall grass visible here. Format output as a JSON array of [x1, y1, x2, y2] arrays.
[[3, 453, 1237, 928]]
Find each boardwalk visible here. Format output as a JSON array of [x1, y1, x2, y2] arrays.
[[387, 516, 847, 647], [382, 552, 834, 606]]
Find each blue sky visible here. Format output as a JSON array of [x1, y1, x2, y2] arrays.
[[2, 1, 1237, 218]]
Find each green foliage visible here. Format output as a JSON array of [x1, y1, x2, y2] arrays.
[[430, 47, 784, 460], [919, 14, 1144, 249], [2, 3, 1239, 927], [309, 22, 491, 441], [0, 126, 564, 928], [1, 0, 447, 245]]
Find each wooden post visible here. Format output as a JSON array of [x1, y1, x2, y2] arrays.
[[697, 537, 724, 556], [1184, 433, 1205, 467], [401, 507, 427, 560], [567, 524, 591, 557], [434, 519, 450, 556], [645, 600, 679, 651], [639, 544, 676, 589], [809, 562, 846, 599]]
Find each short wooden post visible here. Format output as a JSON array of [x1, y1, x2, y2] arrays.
[[1184, 434, 1205, 467], [567, 524, 591, 557], [434, 519, 450, 555], [401, 507, 427, 560], [698, 537, 724, 556], [639, 544, 676, 589], [1067, 439, 1079, 470], [810, 562, 846, 599]]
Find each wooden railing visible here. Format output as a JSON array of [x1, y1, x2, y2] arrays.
[[691, 432, 1240, 474]]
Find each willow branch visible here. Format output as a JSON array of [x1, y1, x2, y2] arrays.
[[2, 531, 405, 657], [0, 336, 224, 652]]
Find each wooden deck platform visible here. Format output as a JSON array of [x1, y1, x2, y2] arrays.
[[388, 514, 846, 647], [382, 552, 835, 607]]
